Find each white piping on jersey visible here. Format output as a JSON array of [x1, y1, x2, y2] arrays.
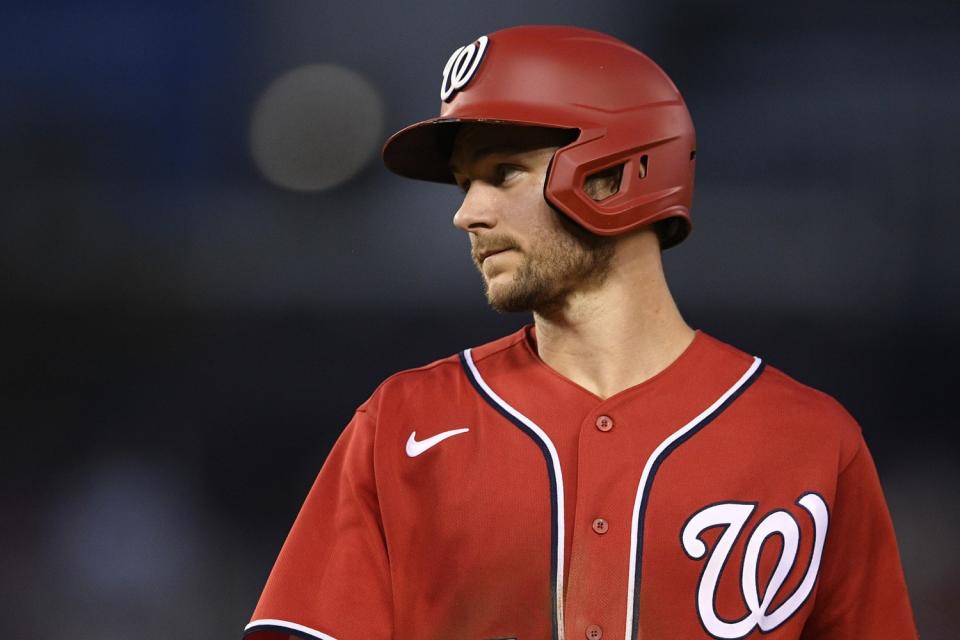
[[245, 618, 337, 640], [623, 356, 763, 640], [463, 348, 566, 640]]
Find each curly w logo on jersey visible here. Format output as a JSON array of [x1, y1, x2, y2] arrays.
[[682, 494, 829, 638]]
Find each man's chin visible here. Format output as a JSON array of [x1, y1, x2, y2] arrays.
[[484, 284, 529, 314], [487, 299, 532, 314], [485, 284, 557, 314]]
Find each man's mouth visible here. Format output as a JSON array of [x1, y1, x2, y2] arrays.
[[480, 247, 510, 262], [478, 247, 514, 263]]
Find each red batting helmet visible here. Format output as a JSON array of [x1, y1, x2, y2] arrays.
[[381, 25, 697, 248]]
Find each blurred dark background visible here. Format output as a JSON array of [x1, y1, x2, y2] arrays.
[[2, 1, 957, 638]]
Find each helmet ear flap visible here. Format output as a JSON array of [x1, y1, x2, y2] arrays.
[[545, 118, 693, 238]]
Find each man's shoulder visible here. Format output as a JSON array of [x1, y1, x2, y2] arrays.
[[758, 360, 859, 430], [703, 332, 857, 419], [357, 325, 528, 415], [706, 333, 866, 463]]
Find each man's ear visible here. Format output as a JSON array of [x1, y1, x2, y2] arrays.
[[583, 164, 623, 201]]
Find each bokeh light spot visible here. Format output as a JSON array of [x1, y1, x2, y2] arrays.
[[250, 64, 384, 191]]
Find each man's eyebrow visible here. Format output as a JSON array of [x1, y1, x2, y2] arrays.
[[449, 146, 522, 174]]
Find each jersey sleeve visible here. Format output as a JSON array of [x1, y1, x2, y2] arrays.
[[244, 409, 393, 640], [801, 436, 918, 639]]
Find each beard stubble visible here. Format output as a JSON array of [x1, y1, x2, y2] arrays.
[[476, 210, 616, 315]]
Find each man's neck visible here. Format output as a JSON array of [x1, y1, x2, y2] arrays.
[[532, 234, 694, 401]]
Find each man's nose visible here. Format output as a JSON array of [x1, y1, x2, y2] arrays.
[[452, 183, 498, 232]]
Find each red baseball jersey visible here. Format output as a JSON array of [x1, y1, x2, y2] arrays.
[[245, 325, 917, 640]]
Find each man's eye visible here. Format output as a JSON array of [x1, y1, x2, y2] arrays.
[[497, 165, 521, 183], [457, 179, 471, 193]]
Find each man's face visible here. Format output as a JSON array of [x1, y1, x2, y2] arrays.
[[449, 124, 616, 314]]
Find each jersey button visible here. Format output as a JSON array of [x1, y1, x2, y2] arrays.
[[595, 415, 614, 432], [592, 518, 609, 534], [585, 624, 603, 640]]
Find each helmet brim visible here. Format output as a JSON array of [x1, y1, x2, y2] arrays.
[[381, 117, 579, 184], [381, 118, 462, 184]]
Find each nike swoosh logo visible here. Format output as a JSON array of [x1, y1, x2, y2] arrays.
[[405, 428, 470, 457]]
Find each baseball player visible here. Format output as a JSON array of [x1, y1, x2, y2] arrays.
[[244, 26, 917, 640]]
